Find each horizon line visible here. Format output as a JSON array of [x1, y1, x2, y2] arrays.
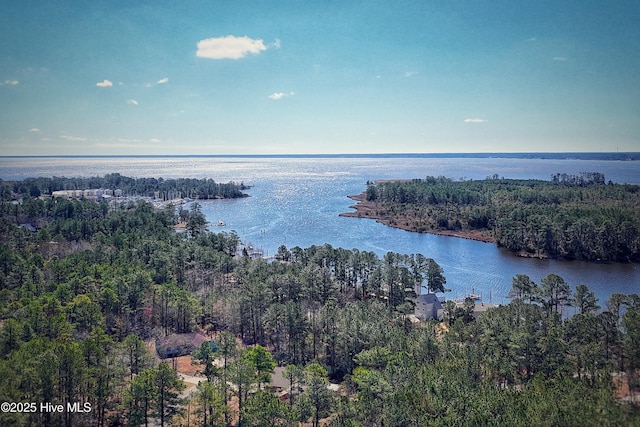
[[1, 151, 639, 159]]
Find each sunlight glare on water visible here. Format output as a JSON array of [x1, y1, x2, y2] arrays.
[[1, 155, 639, 305]]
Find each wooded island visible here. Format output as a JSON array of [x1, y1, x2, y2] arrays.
[[342, 173, 640, 262], [0, 176, 639, 426]]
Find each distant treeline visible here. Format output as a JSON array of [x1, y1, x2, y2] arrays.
[[1, 173, 249, 199], [364, 173, 640, 262]]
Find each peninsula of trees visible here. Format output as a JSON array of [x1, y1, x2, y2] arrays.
[[342, 173, 640, 262], [1, 177, 639, 426], [2, 173, 250, 200]]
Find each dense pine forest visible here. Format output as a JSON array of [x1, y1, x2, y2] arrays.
[[0, 179, 639, 426], [354, 173, 640, 262]]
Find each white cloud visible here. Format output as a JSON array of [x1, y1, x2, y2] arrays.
[[268, 91, 295, 100], [127, 99, 139, 105], [1, 80, 18, 86], [196, 35, 267, 59], [60, 134, 88, 142], [553, 56, 568, 61], [96, 79, 113, 87], [404, 71, 419, 78], [29, 128, 40, 133], [149, 138, 161, 143], [157, 77, 169, 84], [464, 118, 488, 123]]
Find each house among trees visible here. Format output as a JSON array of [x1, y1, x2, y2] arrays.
[[415, 293, 444, 321], [18, 223, 37, 232], [155, 332, 211, 359], [469, 302, 497, 319]]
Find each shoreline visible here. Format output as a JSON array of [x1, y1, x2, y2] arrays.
[[340, 192, 630, 263], [339, 192, 496, 244]]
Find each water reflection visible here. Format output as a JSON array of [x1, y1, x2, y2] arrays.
[[3, 155, 639, 305]]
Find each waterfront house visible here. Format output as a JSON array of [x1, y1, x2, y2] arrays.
[[415, 293, 444, 321]]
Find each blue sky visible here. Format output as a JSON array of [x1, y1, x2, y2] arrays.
[[1, 1, 639, 155]]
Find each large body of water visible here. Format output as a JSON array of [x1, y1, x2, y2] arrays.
[[1, 155, 638, 306]]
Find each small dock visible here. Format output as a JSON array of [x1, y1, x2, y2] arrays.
[[452, 293, 482, 304]]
